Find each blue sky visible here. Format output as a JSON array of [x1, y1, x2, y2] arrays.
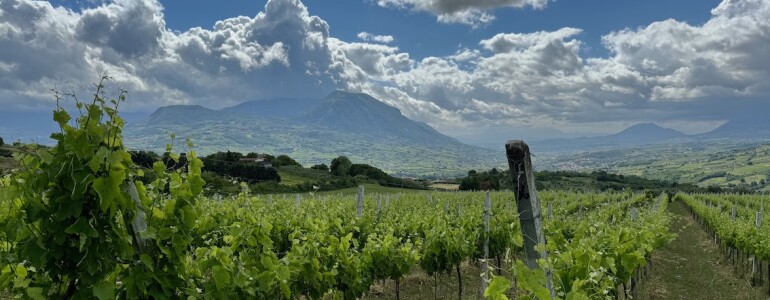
[[56, 0, 722, 59], [171, 0, 719, 58], [2, 0, 769, 144]]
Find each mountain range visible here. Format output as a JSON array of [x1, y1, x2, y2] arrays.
[[531, 114, 770, 153], [3, 90, 770, 177], [123, 91, 502, 177]]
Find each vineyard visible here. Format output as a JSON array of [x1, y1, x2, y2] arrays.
[[678, 193, 770, 287], [0, 80, 765, 300], [0, 175, 672, 299]]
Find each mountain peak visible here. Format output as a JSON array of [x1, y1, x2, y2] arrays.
[[148, 105, 215, 123], [221, 97, 319, 118], [303, 91, 455, 144], [611, 123, 685, 140]]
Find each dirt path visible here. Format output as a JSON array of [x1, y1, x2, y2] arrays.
[[642, 201, 768, 299]]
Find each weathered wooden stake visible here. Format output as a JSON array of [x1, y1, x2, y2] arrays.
[[755, 210, 763, 281], [547, 202, 553, 220], [357, 185, 364, 217], [376, 194, 382, 217], [128, 181, 147, 253], [732, 206, 737, 221], [481, 191, 491, 297], [505, 140, 555, 299]]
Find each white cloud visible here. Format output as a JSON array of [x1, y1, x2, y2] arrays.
[[357, 32, 394, 43], [0, 0, 352, 109], [375, 0, 548, 26], [1, 0, 769, 141]]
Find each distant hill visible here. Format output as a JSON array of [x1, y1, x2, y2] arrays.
[[532, 123, 687, 152], [147, 105, 219, 123], [700, 117, 770, 139], [124, 91, 501, 177], [221, 98, 319, 118], [605, 123, 686, 142]]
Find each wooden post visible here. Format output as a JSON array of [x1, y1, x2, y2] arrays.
[[481, 191, 491, 297], [127, 181, 147, 253], [732, 206, 737, 221], [376, 194, 382, 217], [754, 210, 763, 283], [505, 140, 555, 299], [386, 195, 390, 207], [547, 202, 553, 220], [268, 194, 273, 205], [579, 204, 583, 220], [357, 185, 364, 217]]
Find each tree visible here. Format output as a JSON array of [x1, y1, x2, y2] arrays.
[[311, 164, 329, 171], [0, 136, 4, 146], [129, 150, 159, 169], [273, 154, 302, 167], [330, 156, 352, 176]]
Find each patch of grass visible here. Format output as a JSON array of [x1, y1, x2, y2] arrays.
[[277, 165, 338, 185], [642, 201, 767, 299], [429, 183, 460, 190]]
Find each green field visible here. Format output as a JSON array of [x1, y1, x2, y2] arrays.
[[277, 165, 340, 186], [544, 141, 770, 191]]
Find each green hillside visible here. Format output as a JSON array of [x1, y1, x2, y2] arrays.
[[542, 141, 770, 191]]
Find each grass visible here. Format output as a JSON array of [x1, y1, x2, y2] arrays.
[[641, 201, 768, 299], [277, 165, 338, 185], [429, 183, 460, 190]]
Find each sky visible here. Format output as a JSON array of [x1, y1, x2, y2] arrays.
[[1, 0, 769, 144]]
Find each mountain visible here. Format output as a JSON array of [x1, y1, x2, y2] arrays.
[[123, 91, 501, 177], [531, 123, 687, 152], [701, 117, 770, 139], [302, 91, 458, 144], [147, 105, 218, 123], [604, 123, 686, 142], [221, 98, 319, 118]]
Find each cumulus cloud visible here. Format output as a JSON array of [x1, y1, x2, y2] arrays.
[[361, 0, 770, 134], [357, 32, 394, 43], [0, 0, 358, 109], [1, 0, 769, 140], [375, 0, 548, 26]]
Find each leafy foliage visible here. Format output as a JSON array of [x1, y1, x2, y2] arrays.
[[201, 151, 280, 183], [310, 163, 329, 171], [330, 156, 352, 176], [0, 80, 673, 298]]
